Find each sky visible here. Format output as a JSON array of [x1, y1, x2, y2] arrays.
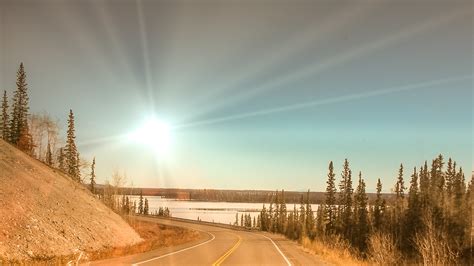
[[0, 0, 472, 192]]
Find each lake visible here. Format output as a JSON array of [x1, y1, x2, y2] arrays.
[[128, 196, 320, 225]]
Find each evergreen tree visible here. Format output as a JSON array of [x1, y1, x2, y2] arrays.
[[419, 161, 430, 207], [305, 190, 315, 239], [9, 63, 30, 146], [325, 161, 337, 234], [299, 194, 306, 239], [273, 191, 280, 233], [58, 147, 66, 172], [144, 198, 149, 215], [393, 164, 406, 243], [90, 157, 96, 194], [241, 214, 244, 227], [338, 159, 353, 240], [373, 178, 384, 231], [354, 172, 369, 252], [316, 204, 325, 236], [45, 141, 53, 166], [138, 190, 144, 214], [1, 90, 9, 140], [260, 204, 268, 230], [17, 123, 34, 155], [395, 164, 406, 199], [65, 109, 79, 181], [279, 190, 287, 234], [404, 167, 421, 252]]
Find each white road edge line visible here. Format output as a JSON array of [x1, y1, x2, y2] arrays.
[[252, 233, 292, 266], [132, 229, 216, 266]]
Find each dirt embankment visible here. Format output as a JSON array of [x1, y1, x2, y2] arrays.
[[0, 140, 142, 262]]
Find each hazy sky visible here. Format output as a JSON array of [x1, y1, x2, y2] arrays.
[[1, 0, 472, 191]]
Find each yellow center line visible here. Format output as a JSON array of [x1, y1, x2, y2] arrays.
[[212, 233, 243, 266]]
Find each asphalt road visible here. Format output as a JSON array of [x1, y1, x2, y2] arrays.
[[89, 216, 326, 266]]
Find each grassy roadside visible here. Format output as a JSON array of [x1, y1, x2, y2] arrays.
[[300, 236, 367, 266], [86, 216, 201, 261], [0, 217, 201, 265]]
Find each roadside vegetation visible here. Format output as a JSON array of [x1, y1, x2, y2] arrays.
[[87, 218, 200, 261], [253, 158, 473, 265]]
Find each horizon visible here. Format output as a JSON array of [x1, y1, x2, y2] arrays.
[[1, 0, 472, 192]]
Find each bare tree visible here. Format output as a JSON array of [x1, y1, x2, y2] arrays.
[[415, 209, 459, 265], [29, 112, 60, 162]]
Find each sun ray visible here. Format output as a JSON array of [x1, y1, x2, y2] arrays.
[[182, 6, 470, 124], [175, 75, 472, 129], [180, 0, 381, 121]]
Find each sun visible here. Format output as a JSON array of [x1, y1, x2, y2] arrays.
[[127, 117, 172, 155]]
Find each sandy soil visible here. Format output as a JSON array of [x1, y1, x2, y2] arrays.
[[0, 140, 142, 262]]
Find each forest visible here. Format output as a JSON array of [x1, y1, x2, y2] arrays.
[[255, 158, 473, 264]]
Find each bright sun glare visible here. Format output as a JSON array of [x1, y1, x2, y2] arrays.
[[127, 117, 172, 155]]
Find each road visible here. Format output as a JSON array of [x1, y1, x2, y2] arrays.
[[88, 216, 326, 265]]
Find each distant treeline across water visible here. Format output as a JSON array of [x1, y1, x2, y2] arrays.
[[93, 185, 395, 204]]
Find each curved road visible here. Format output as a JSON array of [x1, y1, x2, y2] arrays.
[[89, 216, 325, 265]]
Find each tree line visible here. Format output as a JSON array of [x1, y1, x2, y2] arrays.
[[0, 63, 91, 186], [256, 157, 473, 264]]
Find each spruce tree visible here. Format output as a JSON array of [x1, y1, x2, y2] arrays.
[[144, 198, 149, 215], [339, 159, 353, 240], [90, 157, 96, 194], [1, 90, 9, 140], [393, 163, 406, 244], [405, 167, 421, 252], [138, 190, 144, 214], [354, 172, 369, 252], [58, 147, 66, 172], [305, 190, 315, 239], [260, 204, 268, 231], [299, 194, 306, 239], [9, 63, 30, 145], [373, 178, 384, 231], [17, 123, 34, 155], [419, 161, 430, 207], [325, 161, 337, 234], [65, 109, 79, 181], [279, 190, 287, 234]]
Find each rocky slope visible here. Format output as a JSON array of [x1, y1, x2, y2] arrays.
[[0, 140, 142, 261]]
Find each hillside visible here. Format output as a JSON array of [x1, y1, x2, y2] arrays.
[[0, 140, 142, 261]]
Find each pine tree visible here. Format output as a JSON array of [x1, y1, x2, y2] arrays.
[[138, 191, 144, 214], [1, 90, 9, 140], [9, 63, 30, 145], [373, 178, 384, 232], [65, 109, 79, 181], [325, 161, 337, 234], [90, 157, 96, 194], [354, 172, 369, 252], [45, 141, 53, 166]]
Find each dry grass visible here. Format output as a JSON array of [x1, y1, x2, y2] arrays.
[[0, 218, 201, 265], [301, 235, 368, 266], [367, 232, 401, 265], [87, 218, 201, 261]]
